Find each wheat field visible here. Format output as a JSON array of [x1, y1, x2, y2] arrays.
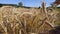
[[0, 6, 58, 34]]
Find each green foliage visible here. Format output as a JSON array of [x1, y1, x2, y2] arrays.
[[57, 8, 60, 12], [54, 7, 60, 26], [18, 2, 23, 7]]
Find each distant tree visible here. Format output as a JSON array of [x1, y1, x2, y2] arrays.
[[38, 6, 40, 9], [0, 4, 2, 7], [50, 2, 57, 9], [50, 3, 56, 9], [18, 2, 23, 7]]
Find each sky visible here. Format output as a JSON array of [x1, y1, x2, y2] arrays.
[[0, 0, 55, 7]]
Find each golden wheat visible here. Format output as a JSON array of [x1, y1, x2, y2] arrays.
[[0, 6, 58, 34]]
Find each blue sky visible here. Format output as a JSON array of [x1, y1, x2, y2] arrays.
[[0, 0, 55, 7]]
